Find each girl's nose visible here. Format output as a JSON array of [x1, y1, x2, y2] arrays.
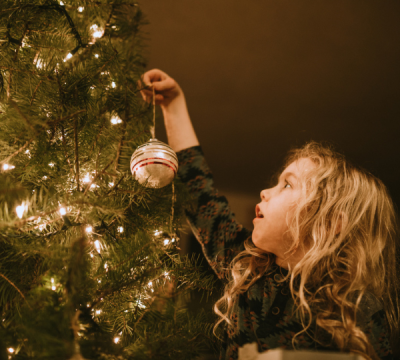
[[260, 189, 270, 201]]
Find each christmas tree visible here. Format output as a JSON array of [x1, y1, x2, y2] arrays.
[[0, 1, 218, 359]]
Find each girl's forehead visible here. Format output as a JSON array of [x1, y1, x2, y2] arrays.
[[283, 158, 316, 178]]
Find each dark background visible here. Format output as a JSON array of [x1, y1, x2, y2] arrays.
[[136, 2, 400, 357], [138, 0, 400, 230]]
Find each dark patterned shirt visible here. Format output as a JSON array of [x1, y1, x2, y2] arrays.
[[177, 145, 393, 360]]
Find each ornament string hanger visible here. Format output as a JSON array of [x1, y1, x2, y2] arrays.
[[150, 85, 156, 139]]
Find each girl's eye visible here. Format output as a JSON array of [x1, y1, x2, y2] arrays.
[[284, 181, 291, 189]]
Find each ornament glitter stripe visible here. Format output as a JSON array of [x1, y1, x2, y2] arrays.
[[132, 161, 177, 174], [131, 157, 178, 171]]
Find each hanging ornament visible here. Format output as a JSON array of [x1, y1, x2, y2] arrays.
[[130, 85, 178, 188], [130, 138, 178, 188]]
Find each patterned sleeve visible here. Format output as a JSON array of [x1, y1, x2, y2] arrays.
[[177, 146, 252, 281], [364, 309, 394, 360]]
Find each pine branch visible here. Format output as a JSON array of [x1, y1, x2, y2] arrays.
[[0, 272, 30, 308], [61, 124, 76, 179], [1, 137, 34, 165], [9, 100, 37, 136], [29, 79, 43, 106], [74, 118, 80, 192], [48, 109, 87, 127], [0, 66, 55, 82]]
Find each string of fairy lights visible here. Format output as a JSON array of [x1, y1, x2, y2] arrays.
[[1, 2, 177, 356]]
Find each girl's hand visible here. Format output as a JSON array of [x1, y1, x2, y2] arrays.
[[138, 68, 183, 109]]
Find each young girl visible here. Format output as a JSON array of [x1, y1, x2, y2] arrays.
[[139, 69, 399, 360]]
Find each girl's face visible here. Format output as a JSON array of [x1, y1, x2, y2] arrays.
[[252, 157, 315, 269]]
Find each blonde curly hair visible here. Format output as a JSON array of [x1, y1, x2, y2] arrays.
[[214, 141, 400, 360]]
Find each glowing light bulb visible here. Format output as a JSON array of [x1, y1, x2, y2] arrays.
[[52, 285, 56, 291], [59, 207, 67, 216], [118, 226, 123, 233], [48, 162, 55, 167], [90, 253, 94, 258], [94, 240, 101, 253], [59, 1, 64, 5], [171, 238, 176, 243], [7, 348, 14, 354], [148, 281, 152, 287], [85, 226, 93, 233], [104, 263, 108, 269], [154, 230, 160, 236], [91, 25, 104, 39], [83, 173, 91, 183], [63, 53, 73, 62], [16, 202, 27, 219], [95, 54, 99, 58], [111, 81, 116, 88], [109, 182, 114, 187], [110, 115, 122, 125], [2, 164, 15, 170], [78, 6, 84, 12], [42, 176, 48, 180], [96, 309, 102, 315], [114, 337, 120, 344], [164, 239, 170, 246]]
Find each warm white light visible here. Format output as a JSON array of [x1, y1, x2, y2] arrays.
[[85, 226, 93, 233], [90, 253, 94, 258], [2, 164, 15, 171], [63, 53, 73, 62], [148, 281, 152, 287], [83, 173, 91, 183], [154, 230, 160, 236], [51, 278, 54, 283], [171, 238, 176, 243], [59, 1, 64, 5], [111, 81, 116, 88], [94, 240, 101, 253], [48, 162, 55, 167], [87, 303, 90, 308], [164, 239, 170, 246], [91, 25, 104, 39], [104, 263, 108, 269], [95, 54, 99, 58], [52, 285, 56, 291], [59, 207, 67, 216], [42, 176, 48, 180], [90, 183, 99, 189], [109, 182, 114, 187], [36, 59, 43, 69], [7, 348, 14, 354], [78, 6, 84, 12], [110, 115, 122, 125], [95, 309, 102, 315], [114, 337, 120, 344], [118, 226, 123, 233], [16, 202, 27, 219]]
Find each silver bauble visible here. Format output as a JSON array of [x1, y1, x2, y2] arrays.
[[130, 138, 178, 188]]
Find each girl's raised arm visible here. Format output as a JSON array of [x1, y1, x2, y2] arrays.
[[139, 69, 199, 152]]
